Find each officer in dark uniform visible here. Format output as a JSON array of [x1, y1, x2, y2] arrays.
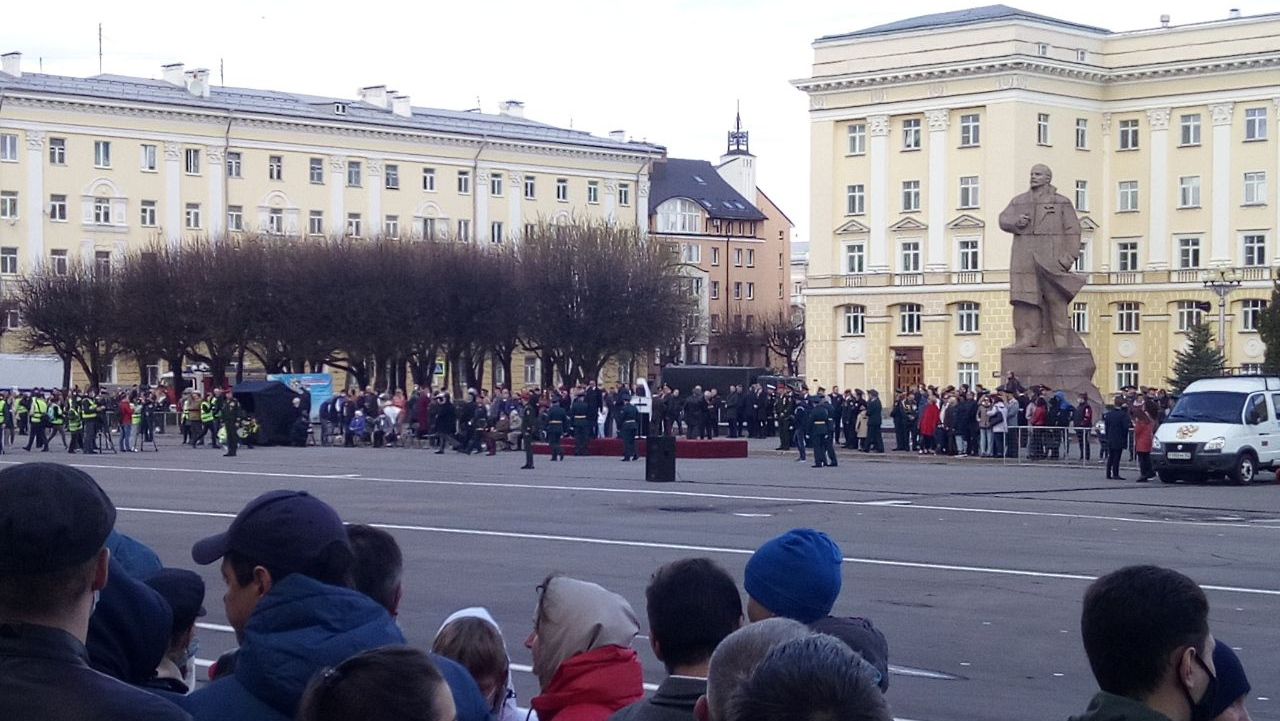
[[570, 393, 591, 457], [545, 398, 567, 461], [619, 393, 639, 461], [520, 392, 540, 470], [809, 396, 837, 468], [775, 388, 794, 451], [222, 395, 242, 457]]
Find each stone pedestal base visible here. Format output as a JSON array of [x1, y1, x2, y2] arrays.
[[1001, 346, 1103, 411]]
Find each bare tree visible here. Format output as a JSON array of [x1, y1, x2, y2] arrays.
[[761, 304, 805, 375], [16, 262, 122, 388]]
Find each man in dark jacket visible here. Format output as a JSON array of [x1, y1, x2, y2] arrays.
[[683, 387, 705, 441], [1103, 397, 1131, 480], [570, 393, 592, 456], [865, 390, 885, 453], [724, 385, 741, 438], [619, 396, 640, 462], [584, 381, 604, 438], [0, 463, 191, 721]]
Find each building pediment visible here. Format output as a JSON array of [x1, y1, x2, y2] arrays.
[[1079, 216, 1099, 231], [889, 217, 927, 232], [835, 218, 871, 234], [946, 214, 985, 230]]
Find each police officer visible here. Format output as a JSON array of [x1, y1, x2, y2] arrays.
[[46, 392, 66, 449], [222, 395, 242, 457], [545, 397, 567, 461], [810, 395, 837, 468], [66, 396, 84, 453], [80, 391, 100, 454], [570, 392, 591, 457], [193, 393, 215, 447], [619, 392, 639, 461], [24, 389, 48, 452], [519, 392, 539, 470]]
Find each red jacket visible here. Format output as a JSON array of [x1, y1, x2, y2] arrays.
[[1133, 417, 1154, 453], [918, 402, 940, 436], [531, 646, 643, 721]]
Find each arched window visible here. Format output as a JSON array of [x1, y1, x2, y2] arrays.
[[657, 198, 703, 234], [842, 305, 866, 336], [955, 301, 980, 333]]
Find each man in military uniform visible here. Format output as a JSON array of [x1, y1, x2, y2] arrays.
[[775, 386, 794, 451], [545, 396, 567, 461], [810, 396, 838, 468], [222, 395, 242, 457], [520, 392, 540, 470], [619, 392, 640, 461], [570, 392, 591, 457]]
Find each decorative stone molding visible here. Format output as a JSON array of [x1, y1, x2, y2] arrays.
[[604, 180, 617, 194], [1100, 113, 1112, 134], [508, 171, 522, 187], [638, 181, 650, 198], [1145, 108, 1171, 131], [476, 170, 489, 183], [25, 130, 45, 150], [366, 158, 384, 176], [329, 156, 347, 172], [925, 109, 950, 132], [163, 141, 182, 160], [867, 114, 890, 137], [1210, 102, 1235, 126], [205, 146, 225, 163]]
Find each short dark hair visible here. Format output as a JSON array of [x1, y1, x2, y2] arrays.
[[728, 634, 891, 721], [297, 646, 449, 721], [345, 524, 402, 612], [0, 555, 97, 617], [645, 558, 742, 672], [1081, 565, 1209, 698], [432, 616, 508, 693], [225, 541, 352, 590]]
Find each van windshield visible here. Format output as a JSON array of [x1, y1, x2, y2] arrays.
[[1166, 392, 1247, 424]]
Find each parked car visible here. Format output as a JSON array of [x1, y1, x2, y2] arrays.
[[1152, 376, 1280, 484]]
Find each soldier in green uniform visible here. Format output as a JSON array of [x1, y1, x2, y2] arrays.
[[619, 392, 640, 461], [520, 392, 540, 470], [545, 397, 567, 461], [222, 395, 242, 457], [570, 392, 591, 457], [809, 396, 837, 468], [775, 386, 794, 451]]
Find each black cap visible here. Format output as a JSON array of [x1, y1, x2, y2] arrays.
[[0, 463, 116, 572], [191, 490, 349, 573], [144, 568, 206, 633]]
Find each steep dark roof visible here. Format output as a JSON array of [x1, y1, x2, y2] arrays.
[[648, 158, 766, 221], [820, 5, 1111, 42]]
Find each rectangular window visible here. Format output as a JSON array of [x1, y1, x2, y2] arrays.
[[587, 180, 600, 204], [844, 306, 865, 336], [385, 164, 400, 190], [1076, 48, 1087, 62], [0, 248, 17, 275], [1037, 42, 1049, 56], [309, 157, 324, 184], [422, 167, 436, 191], [139, 144, 157, 172], [184, 148, 200, 175], [746, 249, 755, 267], [957, 362, 980, 389], [956, 302, 980, 333], [958, 176, 980, 208], [778, 282, 784, 299], [0, 191, 19, 220], [1118, 119, 1139, 150], [746, 282, 755, 300], [710, 247, 720, 266], [1075, 118, 1088, 150], [1243, 234, 1267, 267], [1072, 302, 1089, 333], [1115, 302, 1141, 333], [710, 280, 719, 300], [226, 205, 243, 231], [184, 203, 201, 229], [847, 123, 866, 155], [1180, 114, 1201, 146], [269, 155, 283, 181], [309, 210, 324, 236], [346, 161, 362, 187], [1245, 108, 1268, 141], [385, 215, 399, 238], [48, 137, 66, 165], [556, 178, 569, 201], [1242, 299, 1267, 331], [845, 184, 865, 215], [524, 175, 536, 199], [94, 251, 111, 277], [49, 249, 68, 276], [0, 134, 17, 161], [456, 219, 471, 241], [901, 240, 921, 272], [267, 208, 284, 235], [458, 171, 471, 195], [733, 281, 742, 300], [139, 200, 157, 227], [226, 152, 242, 178], [902, 118, 921, 150], [92, 197, 111, 225], [900, 304, 922, 335], [618, 182, 631, 206], [1178, 176, 1201, 208], [490, 221, 503, 244], [489, 172, 503, 197], [94, 140, 112, 168], [1075, 180, 1089, 211], [49, 194, 67, 221], [523, 356, 539, 386], [423, 218, 438, 240], [902, 180, 920, 212], [959, 239, 979, 271], [1176, 301, 1204, 332], [1037, 113, 1051, 145], [733, 247, 742, 267], [1118, 181, 1139, 212], [1244, 172, 1267, 205], [1116, 363, 1140, 390], [1117, 241, 1139, 272], [347, 213, 362, 238], [959, 114, 980, 147], [845, 243, 865, 274]]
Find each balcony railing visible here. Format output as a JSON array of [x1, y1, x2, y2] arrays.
[[805, 266, 1275, 290]]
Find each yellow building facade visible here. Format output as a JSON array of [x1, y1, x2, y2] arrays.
[[795, 7, 1280, 394]]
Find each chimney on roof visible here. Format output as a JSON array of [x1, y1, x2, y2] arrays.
[[1159, 14, 1170, 27], [161, 62, 185, 86], [391, 94, 412, 118], [359, 85, 389, 109], [609, 130, 626, 141], [184, 68, 211, 98], [1229, 8, 1242, 18], [1, 52, 21, 78], [499, 100, 525, 119]]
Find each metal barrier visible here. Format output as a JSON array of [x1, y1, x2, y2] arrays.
[[999, 426, 1139, 468]]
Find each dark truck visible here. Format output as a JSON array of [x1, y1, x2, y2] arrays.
[[659, 365, 803, 396]]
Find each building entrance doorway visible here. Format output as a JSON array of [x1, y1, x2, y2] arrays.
[[893, 347, 923, 391]]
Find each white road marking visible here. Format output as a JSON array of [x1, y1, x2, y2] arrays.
[[116, 506, 1280, 597], [62, 460, 1280, 531]]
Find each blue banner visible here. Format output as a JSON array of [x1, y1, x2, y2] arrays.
[[267, 373, 334, 422]]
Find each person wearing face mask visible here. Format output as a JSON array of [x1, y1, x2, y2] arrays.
[[1071, 565, 1218, 721]]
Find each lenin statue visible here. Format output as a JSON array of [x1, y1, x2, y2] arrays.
[[998, 164, 1085, 349]]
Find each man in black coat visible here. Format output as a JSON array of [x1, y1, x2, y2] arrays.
[[683, 387, 705, 440], [584, 381, 603, 438], [1102, 397, 1131, 480], [865, 390, 884, 453]]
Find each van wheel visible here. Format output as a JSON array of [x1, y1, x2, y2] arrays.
[[1228, 453, 1257, 485], [1158, 471, 1182, 484]]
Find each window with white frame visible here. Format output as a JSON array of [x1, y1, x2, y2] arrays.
[[958, 176, 980, 208], [490, 221, 503, 243], [555, 178, 568, 201], [309, 157, 324, 184], [845, 242, 865, 273], [185, 203, 201, 229], [268, 155, 283, 180], [1245, 108, 1268, 141], [1243, 234, 1267, 266], [1075, 118, 1088, 149], [618, 182, 631, 206], [94, 251, 111, 277], [523, 175, 536, 199], [0, 247, 18, 275], [902, 180, 921, 212], [843, 305, 865, 336], [421, 218, 438, 240], [657, 198, 702, 234], [1115, 363, 1140, 390], [1072, 302, 1088, 333], [1175, 300, 1204, 332], [4, 309, 18, 330], [1075, 241, 1089, 272], [139, 144, 156, 171], [733, 281, 742, 300], [267, 208, 284, 235], [226, 152, 242, 178], [0, 134, 17, 162], [1075, 180, 1089, 211], [846, 184, 865, 215], [587, 180, 599, 204], [1118, 181, 1139, 212], [138, 200, 157, 227], [957, 362, 980, 389], [1037, 113, 1051, 145], [1117, 241, 1139, 272], [48, 137, 66, 165], [94, 140, 111, 168], [422, 167, 436, 191], [1243, 172, 1267, 205], [1178, 176, 1201, 208], [384, 215, 399, 238], [523, 356, 539, 386], [1180, 114, 1201, 146], [385, 164, 399, 190], [900, 304, 922, 335], [48, 194, 66, 222], [847, 123, 866, 155], [489, 171, 503, 196], [1118, 119, 1139, 150], [1115, 302, 1141, 333], [778, 282, 784, 299], [746, 282, 755, 300], [0, 192, 17, 220], [958, 239, 979, 271], [733, 248, 743, 267], [901, 240, 921, 272], [92, 197, 111, 225], [746, 249, 755, 267], [1036, 42, 1049, 56], [49, 249, 68, 276], [710, 280, 719, 300], [184, 148, 200, 175], [710, 246, 720, 266], [902, 118, 921, 150], [1177, 236, 1201, 269], [956, 302, 980, 333], [959, 114, 980, 147], [1077, 48, 1087, 62], [1241, 299, 1267, 331], [457, 219, 471, 241], [346, 161, 362, 187], [308, 210, 323, 236], [456, 170, 471, 195], [226, 205, 243, 231], [347, 213, 362, 237]]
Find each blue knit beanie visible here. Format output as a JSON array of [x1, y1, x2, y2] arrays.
[[1208, 640, 1251, 719], [744, 528, 843, 624]]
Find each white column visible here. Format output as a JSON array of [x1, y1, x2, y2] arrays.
[[1145, 108, 1171, 269], [637, 179, 650, 234], [366, 159, 383, 236], [164, 141, 182, 245], [1274, 98, 1280, 264], [1209, 103, 1234, 265], [867, 114, 890, 272], [925, 109, 949, 271], [24, 131, 45, 267], [475, 168, 490, 242], [509, 172, 523, 236], [603, 179, 617, 223], [206, 146, 225, 237], [329, 156, 346, 232]]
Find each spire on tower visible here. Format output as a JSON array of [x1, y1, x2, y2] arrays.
[[726, 102, 750, 155]]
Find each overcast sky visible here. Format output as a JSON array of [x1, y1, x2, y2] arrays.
[[4, 1, 1268, 242]]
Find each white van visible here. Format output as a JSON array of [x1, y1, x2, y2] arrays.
[[1152, 376, 1280, 484]]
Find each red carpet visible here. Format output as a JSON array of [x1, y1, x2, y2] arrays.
[[532, 437, 748, 459]]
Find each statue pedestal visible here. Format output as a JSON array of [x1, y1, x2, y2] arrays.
[[1001, 346, 1103, 409]]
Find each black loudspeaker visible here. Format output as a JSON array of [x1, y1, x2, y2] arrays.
[[645, 435, 677, 483]]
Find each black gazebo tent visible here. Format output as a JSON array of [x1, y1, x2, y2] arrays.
[[232, 380, 308, 446]]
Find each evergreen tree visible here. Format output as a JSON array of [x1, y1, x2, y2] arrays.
[[1167, 322, 1226, 393], [1259, 279, 1280, 376]]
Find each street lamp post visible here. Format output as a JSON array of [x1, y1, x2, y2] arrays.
[[1201, 267, 1243, 350]]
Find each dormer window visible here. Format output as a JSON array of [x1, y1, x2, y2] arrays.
[[334, 103, 347, 115]]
